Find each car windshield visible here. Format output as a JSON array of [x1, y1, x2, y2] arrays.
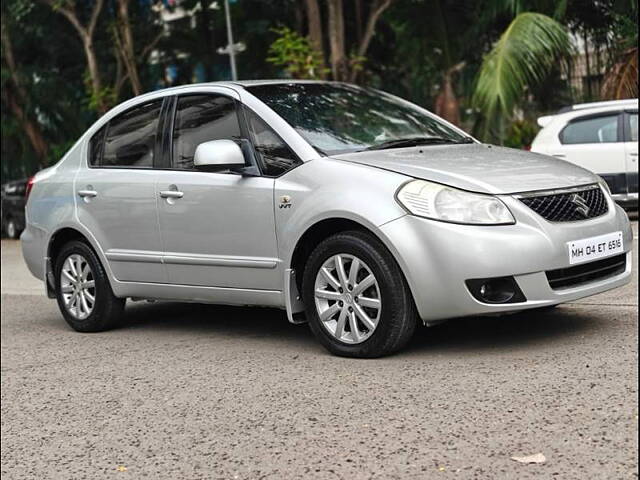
[[247, 83, 472, 155]]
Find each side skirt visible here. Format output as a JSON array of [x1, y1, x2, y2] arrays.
[[112, 280, 285, 309]]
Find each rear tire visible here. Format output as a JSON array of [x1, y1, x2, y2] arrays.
[[302, 230, 417, 358], [54, 240, 125, 332], [6, 219, 19, 239]]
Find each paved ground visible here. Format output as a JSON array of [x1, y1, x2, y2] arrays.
[[1, 222, 638, 479]]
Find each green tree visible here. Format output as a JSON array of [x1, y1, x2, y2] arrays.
[[267, 27, 328, 79], [1, 0, 91, 177], [38, 0, 111, 113], [472, 12, 572, 142]]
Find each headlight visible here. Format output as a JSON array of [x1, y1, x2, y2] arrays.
[[396, 180, 515, 225]]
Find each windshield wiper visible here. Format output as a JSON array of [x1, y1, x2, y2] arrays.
[[364, 136, 474, 151]]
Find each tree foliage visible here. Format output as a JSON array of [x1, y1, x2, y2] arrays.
[[1, 0, 637, 181], [267, 27, 328, 79], [472, 12, 572, 141]]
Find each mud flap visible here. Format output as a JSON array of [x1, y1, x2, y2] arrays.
[[284, 269, 307, 324]]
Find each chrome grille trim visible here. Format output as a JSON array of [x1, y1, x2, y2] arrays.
[[513, 183, 601, 199], [515, 184, 609, 222]]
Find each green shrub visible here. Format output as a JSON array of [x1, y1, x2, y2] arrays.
[[267, 27, 328, 80], [504, 119, 539, 149]]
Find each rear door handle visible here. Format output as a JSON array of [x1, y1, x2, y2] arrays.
[[159, 190, 184, 199], [551, 153, 567, 159], [78, 189, 97, 198]]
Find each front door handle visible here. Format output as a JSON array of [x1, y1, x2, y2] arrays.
[[551, 153, 567, 159], [159, 190, 184, 199], [78, 189, 97, 198]]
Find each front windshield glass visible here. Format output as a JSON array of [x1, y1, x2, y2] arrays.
[[247, 83, 471, 155]]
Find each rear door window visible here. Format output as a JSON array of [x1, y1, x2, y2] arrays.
[[560, 114, 620, 144], [101, 100, 163, 168]]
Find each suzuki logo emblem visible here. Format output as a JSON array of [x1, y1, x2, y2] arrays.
[[569, 193, 590, 217]]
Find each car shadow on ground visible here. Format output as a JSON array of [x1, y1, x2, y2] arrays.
[[119, 300, 601, 356], [405, 307, 601, 354], [121, 300, 319, 347]]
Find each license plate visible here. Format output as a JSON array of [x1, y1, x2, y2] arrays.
[[567, 231, 624, 265]]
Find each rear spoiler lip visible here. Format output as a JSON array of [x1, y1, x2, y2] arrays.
[[537, 115, 554, 128]]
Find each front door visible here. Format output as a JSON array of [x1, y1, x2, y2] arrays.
[[76, 99, 165, 283], [156, 93, 280, 290]]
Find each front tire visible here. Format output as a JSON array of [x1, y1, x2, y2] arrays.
[[302, 231, 417, 358], [54, 240, 125, 332]]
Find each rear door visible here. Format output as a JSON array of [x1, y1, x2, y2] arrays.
[[623, 110, 638, 196], [556, 111, 627, 195], [75, 98, 166, 283]]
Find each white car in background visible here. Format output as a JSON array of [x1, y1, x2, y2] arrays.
[[531, 99, 638, 209]]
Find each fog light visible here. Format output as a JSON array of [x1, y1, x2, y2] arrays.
[[466, 277, 526, 304]]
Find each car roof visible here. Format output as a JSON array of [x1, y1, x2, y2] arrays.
[[537, 98, 638, 127], [92, 80, 363, 128], [141, 79, 338, 93], [557, 98, 638, 113], [107, 80, 342, 108], [231, 79, 337, 87]]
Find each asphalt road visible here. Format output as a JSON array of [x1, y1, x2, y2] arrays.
[[1, 223, 638, 480]]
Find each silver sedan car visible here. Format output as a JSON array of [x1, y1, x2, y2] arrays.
[[21, 81, 633, 357]]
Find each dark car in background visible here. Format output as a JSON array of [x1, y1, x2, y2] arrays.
[[1, 178, 29, 239]]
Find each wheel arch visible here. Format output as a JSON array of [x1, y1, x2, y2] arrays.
[[286, 215, 423, 333], [46, 225, 114, 298], [289, 217, 411, 296]]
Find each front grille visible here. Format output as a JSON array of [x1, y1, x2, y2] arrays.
[[546, 254, 627, 290], [518, 185, 608, 222]]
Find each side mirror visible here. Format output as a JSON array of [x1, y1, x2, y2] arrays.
[[194, 139, 246, 171]]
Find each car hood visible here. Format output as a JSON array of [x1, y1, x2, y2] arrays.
[[331, 144, 599, 194]]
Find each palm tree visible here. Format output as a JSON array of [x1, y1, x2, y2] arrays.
[[601, 46, 638, 100], [472, 11, 572, 142], [601, 0, 638, 100]]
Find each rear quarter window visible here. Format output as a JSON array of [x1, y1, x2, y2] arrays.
[[628, 112, 638, 142], [88, 126, 106, 166]]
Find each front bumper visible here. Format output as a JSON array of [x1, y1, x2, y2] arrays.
[[379, 194, 633, 323]]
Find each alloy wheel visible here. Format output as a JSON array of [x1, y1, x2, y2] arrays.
[[6, 220, 16, 239], [314, 253, 382, 344], [60, 254, 96, 320]]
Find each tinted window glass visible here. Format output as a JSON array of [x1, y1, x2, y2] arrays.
[[89, 125, 106, 166], [102, 100, 162, 167], [247, 84, 469, 155], [172, 95, 242, 169], [245, 109, 301, 176], [561, 114, 619, 144], [629, 112, 638, 142]]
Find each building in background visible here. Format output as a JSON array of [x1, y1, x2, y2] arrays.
[[564, 33, 611, 102]]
